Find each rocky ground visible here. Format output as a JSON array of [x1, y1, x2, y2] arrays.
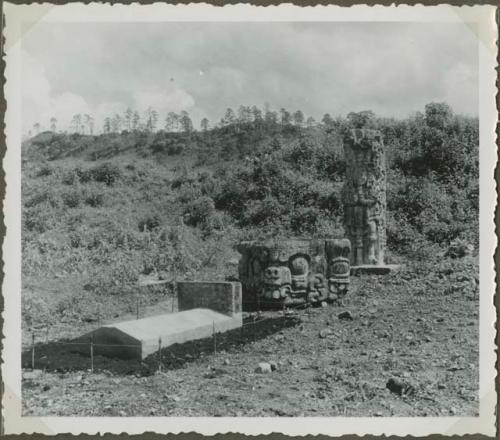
[[22, 259, 479, 417]]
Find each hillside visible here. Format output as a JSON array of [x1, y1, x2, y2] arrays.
[[21, 105, 479, 339], [21, 104, 480, 417]]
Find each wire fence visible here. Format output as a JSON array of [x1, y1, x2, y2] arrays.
[[24, 299, 309, 375]]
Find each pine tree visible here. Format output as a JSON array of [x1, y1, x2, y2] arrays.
[[49, 117, 57, 132], [200, 117, 210, 131], [132, 111, 140, 131], [293, 110, 304, 127]]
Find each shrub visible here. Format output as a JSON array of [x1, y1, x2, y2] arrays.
[[61, 170, 78, 185], [203, 211, 231, 234], [386, 211, 424, 253], [151, 138, 184, 156], [84, 191, 105, 207], [285, 137, 317, 169], [171, 174, 194, 190], [167, 143, 184, 155], [138, 214, 161, 232], [22, 293, 52, 329], [150, 140, 166, 154], [24, 190, 58, 209], [198, 173, 220, 197], [36, 164, 53, 177], [183, 196, 216, 227], [76, 168, 93, 183], [61, 190, 81, 208], [289, 206, 323, 234], [90, 162, 121, 186], [241, 196, 285, 227], [445, 238, 475, 258], [23, 206, 52, 233], [69, 231, 84, 248], [176, 183, 203, 204]]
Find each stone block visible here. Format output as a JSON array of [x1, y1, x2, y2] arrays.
[[177, 281, 242, 316]]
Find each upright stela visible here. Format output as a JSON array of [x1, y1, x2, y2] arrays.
[[342, 128, 397, 274]]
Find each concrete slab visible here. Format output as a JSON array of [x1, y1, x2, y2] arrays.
[[74, 282, 243, 360], [76, 308, 242, 359], [351, 264, 401, 275]]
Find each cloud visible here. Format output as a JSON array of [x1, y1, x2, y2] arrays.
[[133, 85, 196, 114], [21, 50, 92, 132], [20, 21, 478, 134], [443, 63, 479, 115], [21, 50, 51, 131]]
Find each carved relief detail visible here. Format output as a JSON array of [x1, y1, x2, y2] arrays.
[[325, 238, 351, 301], [237, 238, 351, 306], [342, 128, 386, 266]]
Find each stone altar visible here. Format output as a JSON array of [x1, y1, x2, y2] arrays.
[[236, 238, 351, 306]]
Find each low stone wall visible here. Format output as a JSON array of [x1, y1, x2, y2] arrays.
[[177, 281, 242, 317]]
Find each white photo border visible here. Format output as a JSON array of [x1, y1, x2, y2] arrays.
[[2, 2, 497, 436]]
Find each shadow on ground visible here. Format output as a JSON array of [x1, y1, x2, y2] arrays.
[[21, 315, 301, 376]]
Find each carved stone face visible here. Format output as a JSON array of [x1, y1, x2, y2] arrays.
[[329, 260, 350, 278], [290, 256, 309, 290], [263, 265, 291, 287], [263, 266, 283, 286], [325, 239, 351, 298], [326, 240, 351, 275], [262, 265, 292, 300]]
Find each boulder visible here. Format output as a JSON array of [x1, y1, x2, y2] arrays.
[[255, 362, 272, 374]]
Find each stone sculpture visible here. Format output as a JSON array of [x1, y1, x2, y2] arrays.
[[236, 238, 350, 306], [325, 238, 351, 301], [342, 128, 387, 267]]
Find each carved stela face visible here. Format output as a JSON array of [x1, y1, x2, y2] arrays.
[[289, 255, 309, 291], [262, 265, 291, 299], [263, 265, 289, 287], [325, 239, 351, 299]]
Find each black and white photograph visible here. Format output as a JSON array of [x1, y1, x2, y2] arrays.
[[2, 2, 497, 437]]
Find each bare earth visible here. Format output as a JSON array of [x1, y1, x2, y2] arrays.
[[22, 261, 479, 417]]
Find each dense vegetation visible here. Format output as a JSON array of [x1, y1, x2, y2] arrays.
[[22, 102, 479, 330]]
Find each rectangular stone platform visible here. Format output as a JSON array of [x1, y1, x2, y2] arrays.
[[75, 281, 242, 359]]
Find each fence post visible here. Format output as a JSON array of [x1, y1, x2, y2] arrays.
[[158, 337, 162, 373], [282, 301, 286, 326], [90, 335, 94, 373], [136, 296, 140, 320], [31, 332, 35, 370], [213, 321, 217, 355], [171, 277, 176, 313]]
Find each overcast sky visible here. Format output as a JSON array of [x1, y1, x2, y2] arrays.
[[21, 22, 478, 133]]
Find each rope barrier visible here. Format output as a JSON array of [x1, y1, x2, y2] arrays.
[[23, 298, 311, 374]]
